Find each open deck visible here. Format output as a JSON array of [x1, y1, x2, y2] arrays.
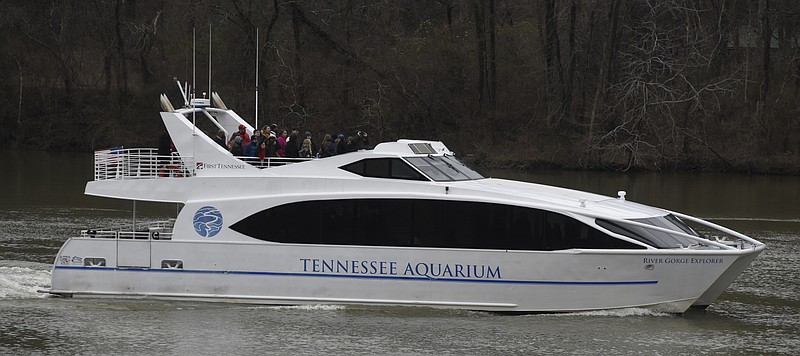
[[93, 147, 311, 180]]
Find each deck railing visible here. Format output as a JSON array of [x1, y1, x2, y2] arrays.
[[94, 147, 313, 181], [81, 219, 177, 240], [234, 156, 313, 168], [94, 148, 194, 181]]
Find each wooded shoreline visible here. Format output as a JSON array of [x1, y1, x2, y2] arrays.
[[2, 1, 799, 174]]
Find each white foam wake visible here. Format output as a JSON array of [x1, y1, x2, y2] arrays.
[[561, 307, 672, 317], [257, 304, 347, 311], [0, 266, 51, 299]]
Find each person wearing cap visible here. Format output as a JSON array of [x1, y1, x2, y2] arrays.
[[243, 134, 260, 158], [336, 133, 346, 155], [233, 124, 250, 147]]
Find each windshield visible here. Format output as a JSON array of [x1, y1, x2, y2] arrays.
[[405, 155, 484, 182], [597, 214, 698, 248]]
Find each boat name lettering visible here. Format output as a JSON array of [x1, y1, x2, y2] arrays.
[[300, 258, 501, 279], [196, 162, 246, 170], [642, 257, 724, 264]]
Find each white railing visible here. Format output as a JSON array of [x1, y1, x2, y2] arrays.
[[81, 219, 176, 240], [94, 148, 314, 181], [233, 156, 313, 168], [94, 148, 193, 181]]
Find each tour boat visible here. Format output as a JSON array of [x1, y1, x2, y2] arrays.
[[42, 92, 766, 313]]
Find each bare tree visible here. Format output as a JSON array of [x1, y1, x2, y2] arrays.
[[599, 0, 741, 170]]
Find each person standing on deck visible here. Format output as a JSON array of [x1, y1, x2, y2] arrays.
[[232, 124, 250, 147]]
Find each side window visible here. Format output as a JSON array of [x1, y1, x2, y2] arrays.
[[412, 200, 445, 247], [231, 199, 644, 250], [340, 158, 427, 181], [364, 159, 390, 178]]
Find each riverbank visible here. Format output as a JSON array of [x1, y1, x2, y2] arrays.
[[463, 144, 800, 175]]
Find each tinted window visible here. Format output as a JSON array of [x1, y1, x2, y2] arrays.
[[597, 218, 694, 249], [405, 156, 485, 182], [405, 157, 451, 181], [340, 158, 428, 181], [230, 199, 645, 250]]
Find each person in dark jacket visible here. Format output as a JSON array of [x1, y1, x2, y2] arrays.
[[285, 132, 300, 158], [321, 134, 336, 157], [265, 135, 279, 157], [335, 134, 347, 155], [354, 131, 369, 150], [230, 136, 244, 156], [212, 130, 227, 149], [243, 137, 259, 157]]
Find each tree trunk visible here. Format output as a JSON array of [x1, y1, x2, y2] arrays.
[[565, 1, 577, 124], [291, 6, 307, 109], [474, 0, 487, 120], [488, 0, 497, 119], [759, 0, 770, 102], [544, 0, 565, 126], [260, 0, 281, 114]]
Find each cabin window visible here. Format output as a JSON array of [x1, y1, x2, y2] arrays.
[[340, 158, 428, 181], [404, 156, 484, 182], [596, 217, 696, 249], [230, 199, 645, 250]]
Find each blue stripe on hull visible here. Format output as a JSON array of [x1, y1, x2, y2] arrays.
[[54, 265, 658, 285]]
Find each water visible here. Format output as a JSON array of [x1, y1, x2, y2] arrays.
[[1, 150, 799, 354]]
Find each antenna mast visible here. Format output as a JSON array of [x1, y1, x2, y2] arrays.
[[208, 24, 212, 103], [192, 28, 196, 134], [255, 28, 259, 131]]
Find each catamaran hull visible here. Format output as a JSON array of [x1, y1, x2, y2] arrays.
[[691, 244, 766, 308], [46, 238, 758, 313]]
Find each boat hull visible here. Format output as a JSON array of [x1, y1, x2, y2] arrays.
[[691, 244, 766, 308], [46, 237, 755, 313]]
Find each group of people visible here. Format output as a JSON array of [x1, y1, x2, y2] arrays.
[[212, 123, 370, 161]]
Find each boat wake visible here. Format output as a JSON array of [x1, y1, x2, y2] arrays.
[[705, 217, 800, 223], [0, 264, 51, 299], [558, 307, 672, 317], [255, 304, 347, 311]]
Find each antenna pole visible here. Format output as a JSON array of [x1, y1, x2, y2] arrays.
[[208, 24, 212, 102], [192, 28, 196, 133], [255, 27, 259, 131]]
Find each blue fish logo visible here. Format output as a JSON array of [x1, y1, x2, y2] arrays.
[[193, 206, 223, 238]]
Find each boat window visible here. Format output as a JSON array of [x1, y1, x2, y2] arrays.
[[405, 156, 485, 182], [408, 143, 437, 154], [230, 199, 645, 251], [596, 215, 697, 248], [442, 155, 484, 180], [340, 158, 428, 181]]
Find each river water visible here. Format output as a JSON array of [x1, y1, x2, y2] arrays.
[[1, 150, 799, 354]]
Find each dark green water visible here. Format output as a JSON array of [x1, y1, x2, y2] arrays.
[[1, 150, 798, 354]]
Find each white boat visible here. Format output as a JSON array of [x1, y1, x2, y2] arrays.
[[42, 93, 765, 313]]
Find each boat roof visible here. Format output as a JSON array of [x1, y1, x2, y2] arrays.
[[83, 103, 669, 221]]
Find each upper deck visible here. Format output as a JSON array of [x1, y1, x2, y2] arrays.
[[93, 147, 311, 181]]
